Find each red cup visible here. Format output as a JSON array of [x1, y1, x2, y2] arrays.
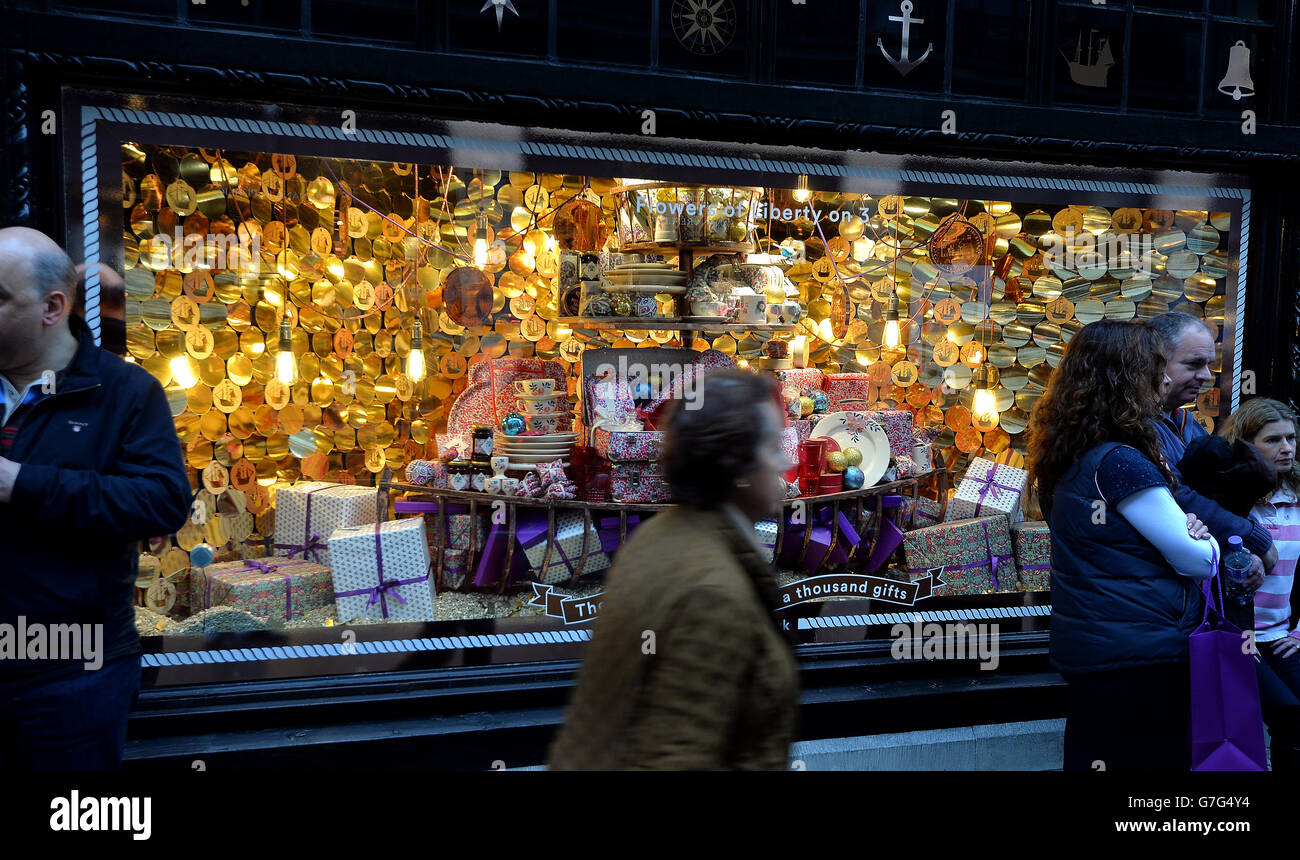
[[800, 439, 828, 473]]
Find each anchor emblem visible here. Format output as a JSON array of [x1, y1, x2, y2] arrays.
[[877, 0, 933, 77]]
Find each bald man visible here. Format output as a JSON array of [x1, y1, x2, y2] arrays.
[[0, 227, 190, 770]]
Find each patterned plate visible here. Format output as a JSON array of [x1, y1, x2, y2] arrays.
[[809, 411, 891, 488]]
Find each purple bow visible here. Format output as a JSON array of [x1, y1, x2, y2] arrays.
[[274, 532, 326, 563], [969, 462, 1020, 517]]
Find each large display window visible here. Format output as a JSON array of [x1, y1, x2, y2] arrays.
[[69, 94, 1249, 687]]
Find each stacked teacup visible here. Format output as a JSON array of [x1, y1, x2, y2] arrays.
[[496, 379, 578, 470]]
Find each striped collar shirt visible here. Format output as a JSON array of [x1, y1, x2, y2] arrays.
[[1252, 488, 1300, 642]]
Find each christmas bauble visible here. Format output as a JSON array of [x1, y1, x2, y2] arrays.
[[826, 451, 847, 473], [799, 396, 815, 417], [842, 465, 865, 489], [843, 446, 863, 467]]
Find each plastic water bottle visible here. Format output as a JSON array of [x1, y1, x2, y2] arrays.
[[1223, 535, 1254, 606]]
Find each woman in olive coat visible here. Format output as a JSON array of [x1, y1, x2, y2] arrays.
[[548, 370, 799, 770]]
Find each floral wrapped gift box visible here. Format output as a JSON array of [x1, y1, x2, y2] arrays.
[[190, 558, 333, 621], [1011, 521, 1052, 591], [902, 515, 1017, 596]]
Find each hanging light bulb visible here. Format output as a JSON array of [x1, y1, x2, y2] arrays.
[[883, 295, 901, 349], [792, 174, 811, 204], [818, 318, 837, 343], [473, 212, 488, 268], [972, 365, 997, 424], [275, 320, 296, 384], [169, 356, 197, 389], [408, 318, 426, 382]]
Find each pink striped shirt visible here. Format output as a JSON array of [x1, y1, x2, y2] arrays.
[[1251, 489, 1300, 643]]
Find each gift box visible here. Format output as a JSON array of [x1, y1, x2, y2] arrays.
[[945, 457, 1028, 524], [592, 425, 664, 463], [518, 511, 611, 585], [775, 368, 824, 401], [329, 517, 435, 621], [439, 548, 469, 590], [190, 558, 333, 621], [823, 373, 873, 409], [867, 408, 914, 462], [594, 513, 644, 555], [611, 462, 671, 503], [902, 515, 1016, 595], [901, 495, 944, 530], [394, 501, 487, 551], [791, 418, 815, 445], [1011, 521, 1052, 591], [778, 507, 862, 572], [273, 481, 380, 569]]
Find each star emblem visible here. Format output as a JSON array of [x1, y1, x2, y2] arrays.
[[480, 0, 520, 31]]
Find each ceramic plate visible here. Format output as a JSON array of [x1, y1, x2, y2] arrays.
[[809, 411, 891, 488], [495, 432, 578, 441], [599, 284, 687, 294]]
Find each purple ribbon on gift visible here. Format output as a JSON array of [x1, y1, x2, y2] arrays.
[[332, 524, 430, 619], [204, 557, 315, 620], [967, 461, 1021, 518], [273, 484, 334, 563]]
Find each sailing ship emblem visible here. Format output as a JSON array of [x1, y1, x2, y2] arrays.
[[1060, 29, 1114, 89]]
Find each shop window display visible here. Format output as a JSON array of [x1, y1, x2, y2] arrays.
[[111, 138, 1237, 677]]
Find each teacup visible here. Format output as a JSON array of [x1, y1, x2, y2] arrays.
[[766, 301, 802, 326], [737, 293, 767, 324], [503, 477, 521, 496], [485, 476, 504, 495], [515, 395, 564, 414], [525, 414, 562, 435], [514, 378, 555, 396]]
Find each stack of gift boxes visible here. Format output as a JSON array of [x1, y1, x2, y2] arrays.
[[190, 481, 442, 624], [896, 455, 1053, 596]]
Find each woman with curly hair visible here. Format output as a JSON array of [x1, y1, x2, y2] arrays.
[[1028, 319, 1219, 771], [549, 370, 798, 770]]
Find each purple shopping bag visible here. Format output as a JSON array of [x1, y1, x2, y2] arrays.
[[1189, 572, 1268, 771]]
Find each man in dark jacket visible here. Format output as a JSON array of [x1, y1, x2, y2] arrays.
[[1150, 312, 1275, 572], [0, 227, 191, 770]]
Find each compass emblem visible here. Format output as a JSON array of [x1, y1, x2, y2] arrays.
[[671, 0, 736, 56]]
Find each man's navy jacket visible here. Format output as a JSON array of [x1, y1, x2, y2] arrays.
[[1, 314, 190, 680]]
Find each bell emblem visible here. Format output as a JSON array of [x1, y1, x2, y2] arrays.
[[1218, 40, 1255, 101]]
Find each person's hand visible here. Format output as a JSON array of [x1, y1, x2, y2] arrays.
[[1272, 637, 1300, 659], [1186, 513, 1210, 540], [0, 457, 18, 503], [1263, 544, 1279, 573], [1245, 554, 1266, 592]]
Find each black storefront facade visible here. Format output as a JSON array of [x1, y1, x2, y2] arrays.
[[2, 1, 1298, 770]]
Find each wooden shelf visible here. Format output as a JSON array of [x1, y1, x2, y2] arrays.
[[557, 317, 796, 333], [619, 241, 756, 256], [383, 470, 941, 512]]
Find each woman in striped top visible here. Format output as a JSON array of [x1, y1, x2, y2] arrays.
[[1220, 398, 1300, 705]]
